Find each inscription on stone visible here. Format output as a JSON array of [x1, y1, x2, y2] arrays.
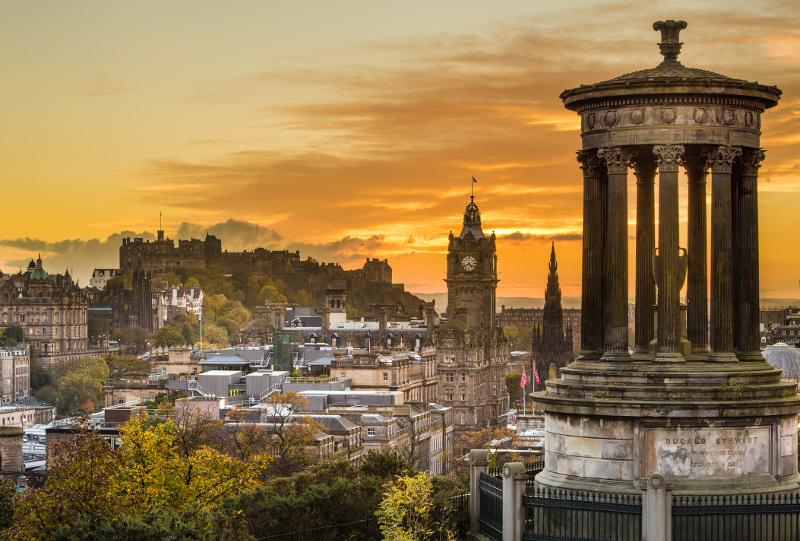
[[645, 427, 771, 478]]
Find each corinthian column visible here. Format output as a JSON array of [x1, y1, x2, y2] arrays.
[[683, 155, 709, 353], [735, 148, 766, 360], [653, 145, 685, 361], [598, 147, 635, 360], [634, 155, 657, 354], [577, 150, 605, 359], [705, 145, 741, 362]]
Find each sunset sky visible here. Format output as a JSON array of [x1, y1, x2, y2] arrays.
[[2, 1, 799, 300]]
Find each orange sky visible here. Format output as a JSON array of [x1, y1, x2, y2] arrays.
[[2, 1, 799, 300]]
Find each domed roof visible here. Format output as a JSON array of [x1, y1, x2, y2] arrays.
[[561, 20, 781, 111], [763, 342, 800, 379]]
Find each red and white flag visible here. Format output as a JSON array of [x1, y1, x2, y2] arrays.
[[533, 365, 541, 385], [520, 367, 527, 388]]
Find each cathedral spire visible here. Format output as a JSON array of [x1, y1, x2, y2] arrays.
[[549, 241, 557, 274]]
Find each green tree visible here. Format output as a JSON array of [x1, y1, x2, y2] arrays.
[[506, 371, 523, 403], [153, 326, 186, 348], [294, 289, 312, 306], [202, 324, 229, 347], [503, 324, 520, 347], [0, 326, 23, 346], [0, 479, 15, 531], [87, 317, 103, 341], [123, 326, 151, 354], [180, 324, 195, 346], [30, 362, 52, 391], [257, 284, 287, 305]]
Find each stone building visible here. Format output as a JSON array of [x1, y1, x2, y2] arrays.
[[531, 244, 574, 386], [438, 196, 510, 438], [761, 307, 800, 347], [498, 306, 580, 340], [0, 257, 91, 370], [112, 268, 158, 333], [330, 348, 439, 404], [0, 344, 30, 404]]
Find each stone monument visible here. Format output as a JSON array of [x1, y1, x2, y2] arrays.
[[533, 20, 800, 494]]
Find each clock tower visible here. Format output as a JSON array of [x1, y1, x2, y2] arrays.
[[445, 196, 498, 344]]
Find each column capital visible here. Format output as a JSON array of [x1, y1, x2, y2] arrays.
[[633, 154, 658, 184], [598, 146, 637, 174], [653, 145, 685, 170], [702, 145, 741, 173], [739, 148, 766, 176], [680, 155, 709, 176], [576, 149, 602, 171]]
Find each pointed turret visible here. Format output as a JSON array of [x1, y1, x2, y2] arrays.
[[459, 196, 485, 240]]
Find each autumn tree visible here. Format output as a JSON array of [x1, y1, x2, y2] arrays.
[[9, 415, 267, 540], [262, 392, 322, 477], [446, 426, 519, 479], [153, 325, 186, 348], [376, 473, 458, 541]]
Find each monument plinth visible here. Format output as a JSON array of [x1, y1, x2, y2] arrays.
[[533, 21, 800, 494]]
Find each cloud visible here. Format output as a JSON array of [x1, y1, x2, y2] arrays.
[[287, 235, 390, 266], [0, 231, 154, 285], [176, 219, 282, 251], [499, 231, 582, 245]]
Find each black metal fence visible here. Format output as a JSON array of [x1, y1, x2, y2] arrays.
[[522, 482, 642, 541], [673, 492, 800, 541], [479, 471, 504, 540], [489, 457, 545, 478]]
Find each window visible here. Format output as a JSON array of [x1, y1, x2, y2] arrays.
[[340, 372, 347, 381], [445, 390, 454, 401], [367, 428, 376, 437], [445, 373, 454, 383], [460, 390, 466, 401], [493, 385, 497, 396], [461, 374, 466, 383], [383, 372, 388, 382], [460, 413, 466, 425]]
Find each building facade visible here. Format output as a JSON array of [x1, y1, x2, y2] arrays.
[[0, 345, 30, 404], [0, 257, 90, 370], [439, 197, 510, 438]]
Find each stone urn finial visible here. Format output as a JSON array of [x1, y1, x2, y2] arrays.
[[653, 20, 688, 65]]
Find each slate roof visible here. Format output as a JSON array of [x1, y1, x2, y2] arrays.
[[764, 343, 800, 379]]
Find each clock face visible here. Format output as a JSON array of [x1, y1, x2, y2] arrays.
[[461, 255, 477, 271]]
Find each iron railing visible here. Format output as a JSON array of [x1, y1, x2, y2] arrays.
[[522, 483, 642, 541], [673, 492, 800, 541], [479, 471, 503, 540]]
